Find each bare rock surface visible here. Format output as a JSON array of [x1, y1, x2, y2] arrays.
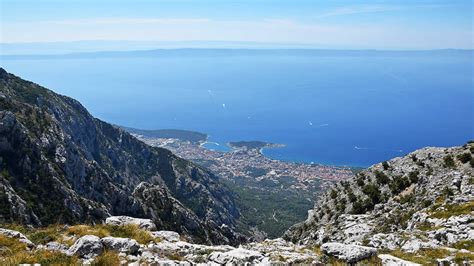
[[67, 235, 103, 259], [105, 216, 156, 231], [320, 242, 377, 263]]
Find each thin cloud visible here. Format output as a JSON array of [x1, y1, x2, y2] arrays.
[[44, 18, 211, 26], [315, 4, 448, 19], [316, 5, 403, 18]]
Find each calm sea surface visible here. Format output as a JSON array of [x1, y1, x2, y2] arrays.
[[2, 51, 473, 166]]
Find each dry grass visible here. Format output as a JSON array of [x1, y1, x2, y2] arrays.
[[91, 250, 120, 266], [0, 236, 79, 266], [66, 224, 155, 244], [453, 251, 474, 265], [429, 201, 474, 219], [452, 240, 474, 252], [389, 248, 451, 264]]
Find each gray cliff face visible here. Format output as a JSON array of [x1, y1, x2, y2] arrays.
[[0, 68, 242, 245], [284, 143, 474, 251]]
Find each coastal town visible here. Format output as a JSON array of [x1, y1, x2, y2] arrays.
[[131, 133, 355, 193]]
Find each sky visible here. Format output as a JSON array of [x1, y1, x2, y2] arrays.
[[1, 0, 473, 49]]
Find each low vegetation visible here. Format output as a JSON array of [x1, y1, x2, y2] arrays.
[[1, 223, 156, 246], [389, 248, 451, 265], [428, 201, 474, 219], [91, 250, 120, 266], [443, 155, 456, 168], [0, 235, 79, 266]]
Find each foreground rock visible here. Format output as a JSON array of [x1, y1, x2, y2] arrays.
[[101, 236, 140, 254], [378, 254, 421, 266], [208, 248, 263, 264], [67, 235, 103, 259], [105, 216, 156, 231], [0, 228, 35, 248], [321, 242, 377, 263], [150, 231, 180, 242]]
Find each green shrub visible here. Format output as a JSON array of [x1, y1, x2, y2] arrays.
[[351, 200, 365, 214], [374, 170, 390, 185], [382, 161, 390, 170], [470, 158, 474, 168], [443, 155, 455, 168], [408, 171, 419, 183], [330, 189, 338, 199], [356, 177, 365, 187], [457, 153, 472, 163], [347, 192, 357, 203], [389, 176, 411, 194], [362, 183, 382, 205]]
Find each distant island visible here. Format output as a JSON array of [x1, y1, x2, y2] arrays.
[[228, 141, 285, 151], [121, 127, 207, 144]]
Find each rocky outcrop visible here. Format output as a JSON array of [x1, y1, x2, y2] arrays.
[[321, 242, 377, 263], [0, 68, 241, 245], [285, 143, 474, 256], [105, 216, 156, 231], [0, 224, 439, 265], [151, 231, 180, 242], [378, 254, 421, 266], [101, 237, 140, 254], [67, 235, 103, 259]]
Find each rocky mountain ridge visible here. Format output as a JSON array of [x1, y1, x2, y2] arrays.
[[284, 142, 474, 264], [0, 68, 242, 245]]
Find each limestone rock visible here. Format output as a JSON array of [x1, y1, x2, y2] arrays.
[[67, 235, 103, 259], [151, 231, 181, 242], [105, 216, 156, 231], [368, 233, 402, 250], [378, 254, 421, 266], [101, 236, 140, 254], [321, 242, 377, 263], [208, 248, 263, 264]]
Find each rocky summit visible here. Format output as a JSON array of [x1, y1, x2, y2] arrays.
[[0, 68, 242, 245]]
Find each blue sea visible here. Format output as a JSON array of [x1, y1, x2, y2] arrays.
[[1, 50, 473, 166]]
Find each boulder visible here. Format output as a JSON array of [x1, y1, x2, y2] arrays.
[[151, 231, 180, 242], [209, 247, 263, 264], [378, 254, 421, 266], [67, 235, 103, 259], [105, 216, 156, 231], [320, 242, 377, 263], [0, 228, 35, 248], [401, 239, 438, 253], [101, 236, 140, 254]]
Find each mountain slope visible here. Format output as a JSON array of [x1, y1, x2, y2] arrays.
[[284, 143, 474, 254], [0, 68, 242, 245]]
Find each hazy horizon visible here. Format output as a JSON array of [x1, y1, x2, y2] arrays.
[[2, 0, 472, 50]]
